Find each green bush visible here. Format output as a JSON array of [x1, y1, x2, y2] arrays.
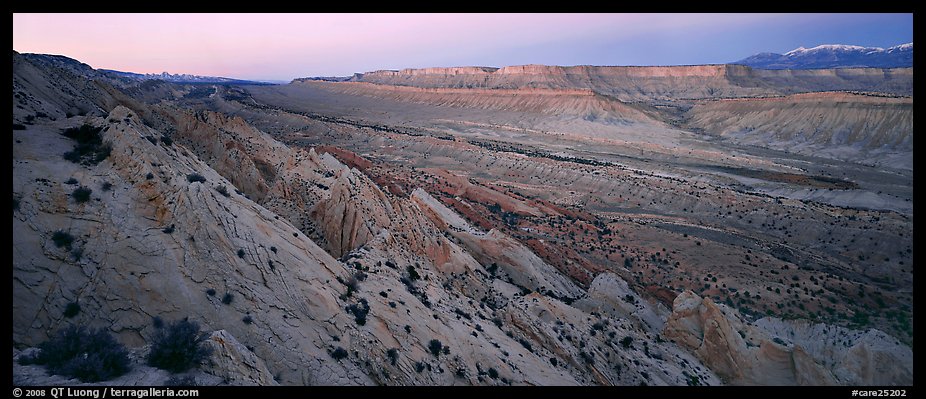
[[72, 186, 92, 203], [19, 326, 131, 382], [330, 347, 348, 360], [428, 339, 443, 357], [186, 173, 206, 183], [147, 318, 212, 373], [51, 230, 75, 249], [61, 124, 111, 166]]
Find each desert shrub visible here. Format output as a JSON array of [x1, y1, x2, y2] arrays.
[[406, 265, 420, 281], [65, 178, 79, 185], [346, 299, 370, 326], [214, 185, 230, 197], [428, 339, 444, 357], [146, 172, 154, 180], [620, 336, 633, 349], [71, 186, 92, 203], [13, 195, 20, 211], [518, 338, 533, 352], [61, 124, 111, 166], [51, 230, 75, 249], [63, 302, 81, 318], [13, 123, 26, 130], [237, 249, 245, 259], [414, 362, 425, 373], [330, 347, 348, 360], [205, 288, 216, 297], [242, 315, 253, 325], [221, 292, 234, 305], [488, 367, 499, 379], [152, 316, 165, 329], [147, 318, 212, 373], [160, 136, 173, 146], [386, 348, 399, 365], [101, 182, 113, 191], [162, 224, 175, 234], [165, 375, 197, 386], [186, 173, 206, 183], [19, 325, 131, 382]]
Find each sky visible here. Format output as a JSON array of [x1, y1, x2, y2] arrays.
[[12, 13, 914, 81]]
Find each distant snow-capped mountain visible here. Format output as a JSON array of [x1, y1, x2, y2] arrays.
[[735, 43, 912, 69], [101, 69, 267, 84]]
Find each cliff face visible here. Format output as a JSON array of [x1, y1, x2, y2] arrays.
[[298, 81, 656, 125], [349, 64, 913, 100], [685, 92, 913, 154]]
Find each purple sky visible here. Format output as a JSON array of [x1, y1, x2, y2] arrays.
[[12, 13, 913, 81]]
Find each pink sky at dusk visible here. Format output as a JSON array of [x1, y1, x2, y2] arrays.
[[13, 13, 913, 81]]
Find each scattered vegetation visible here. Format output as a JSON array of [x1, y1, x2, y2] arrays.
[[345, 299, 370, 326], [13, 123, 26, 130], [63, 302, 81, 318], [620, 336, 634, 349], [214, 185, 230, 197], [406, 265, 421, 281], [386, 348, 399, 366], [51, 230, 75, 249], [101, 182, 113, 191], [242, 315, 253, 325], [237, 249, 245, 259], [147, 318, 213, 373], [205, 288, 216, 297], [146, 172, 154, 180], [65, 177, 79, 185], [71, 186, 92, 203], [160, 136, 173, 146], [330, 347, 348, 360], [162, 224, 175, 234], [19, 326, 131, 382], [186, 173, 206, 183], [13, 195, 20, 212], [428, 339, 444, 357], [221, 292, 234, 305], [62, 124, 111, 166]]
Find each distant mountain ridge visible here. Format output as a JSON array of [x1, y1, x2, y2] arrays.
[[100, 69, 271, 85], [735, 43, 913, 69]]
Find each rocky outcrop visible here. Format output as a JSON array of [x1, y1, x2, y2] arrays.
[[203, 330, 277, 385], [663, 291, 913, 385]]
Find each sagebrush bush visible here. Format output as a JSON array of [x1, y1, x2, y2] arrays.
[[19, 325, 131, 382], [428, 339, 443, 357], [51, 230, 75, 249], [186, 173, 206, 183], [215, 185, 230, 197], [72, 186, 92, 203], [61, 124, 111, 166], [330, 347, 348, 360], [147, 318, 212, 373]]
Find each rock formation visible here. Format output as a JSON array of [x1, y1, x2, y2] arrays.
[[663, 291, 913, 385]]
